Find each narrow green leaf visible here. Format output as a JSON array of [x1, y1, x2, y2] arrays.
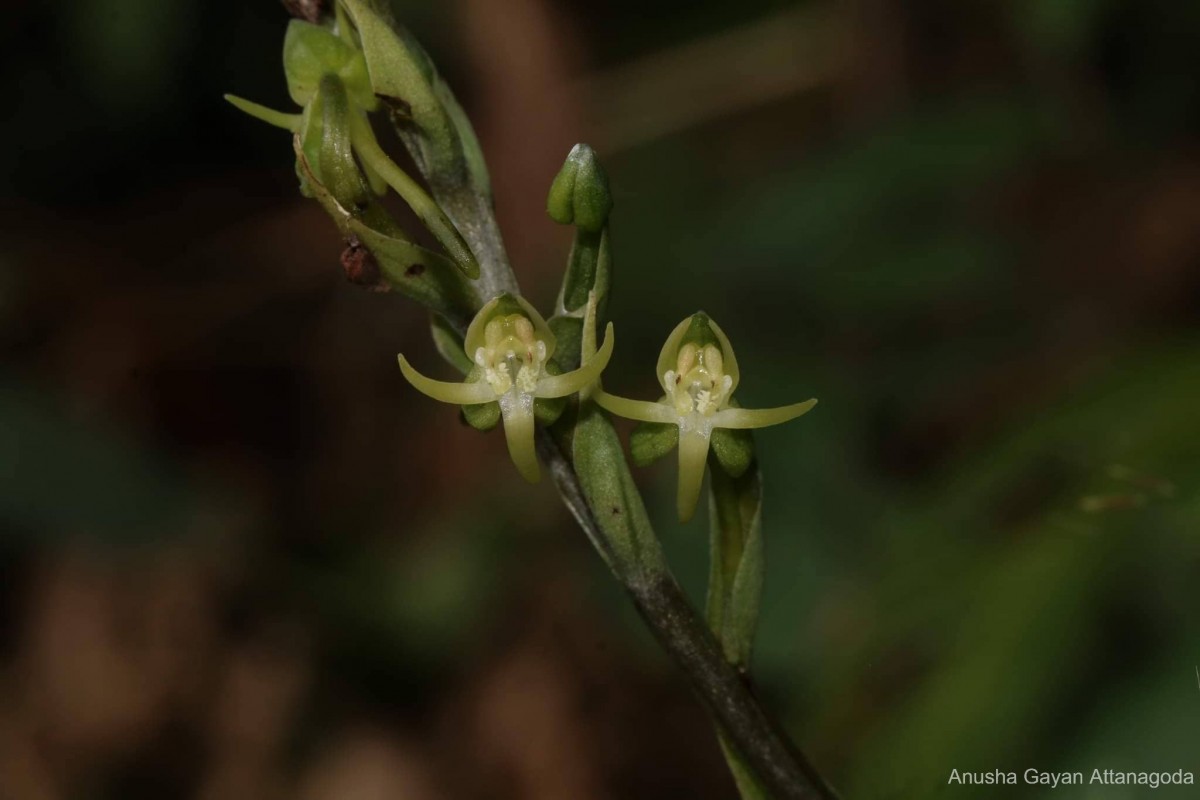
[[572, 403, 667, 579], [548, 316, 583, 372], [429, 313, 473, 374], [435, 79, 493, 199], [706, 457, 764, 668], [707, 453, 768, 799]]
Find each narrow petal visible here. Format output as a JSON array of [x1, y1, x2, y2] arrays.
[[655, 316, 694, 393], [536, 322, 614, 398], [594, 391, 677, 424], [397, 355, 495, 405], [578, 290, 600, 400], [499, 395, 540, 483], [711, 399, 818, 429], [705, 317, 740, 395], [676, 428, 711, 523], [224, 95, 302, 131]]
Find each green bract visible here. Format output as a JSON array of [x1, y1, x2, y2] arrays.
[[596, 313, 817, 522], [398, 294, 615, 483]]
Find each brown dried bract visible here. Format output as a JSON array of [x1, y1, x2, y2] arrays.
[[340, 238, 387, 291], [280, 0, 326, 24]]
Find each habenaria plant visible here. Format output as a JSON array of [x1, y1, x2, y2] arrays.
[[228, 2, 831, 798]]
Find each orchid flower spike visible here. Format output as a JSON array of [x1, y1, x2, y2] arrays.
[[399, 294, 614, 483], [595, 313, 816, 522]]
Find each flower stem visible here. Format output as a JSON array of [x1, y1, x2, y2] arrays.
[[536, 429, 838, 799], [361, 24, 839, 791]]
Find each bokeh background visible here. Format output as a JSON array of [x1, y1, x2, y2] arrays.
[[3, 0, 1199, 797]]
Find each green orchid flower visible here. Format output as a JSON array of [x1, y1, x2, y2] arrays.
[[595, 313, 816, 522], [398, 294, 614, 483]]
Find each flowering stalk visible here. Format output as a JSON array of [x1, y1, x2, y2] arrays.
[[231, 3, 837, 797]]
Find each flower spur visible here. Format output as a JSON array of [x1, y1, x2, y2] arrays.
[[594, 313, 816, 522], [398, 294, 614, 483]]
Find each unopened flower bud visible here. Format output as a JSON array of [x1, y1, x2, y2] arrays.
[[547, 144, 613, 233]]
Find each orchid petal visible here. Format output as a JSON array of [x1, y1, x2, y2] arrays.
[[655, 316, 693, 394], [711, 399, 817, 429], [594, 391, 678, 424], [397, 355, 495, 405], [536, 322, 614, 398], [224, 95, 301, 132], [706, 317, 740, 394], [578, 290, 600, 400]]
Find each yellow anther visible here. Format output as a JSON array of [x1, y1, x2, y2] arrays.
[[676, 343, 698, 380], [513, 315, 535, 346], [484, 317, 506, 347], [701, 344, 723, 381]]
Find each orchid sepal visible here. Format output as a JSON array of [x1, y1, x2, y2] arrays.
[[396, 356, 495, 405]]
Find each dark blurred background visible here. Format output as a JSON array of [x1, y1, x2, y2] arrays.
[[2, 1, 1199, 798]]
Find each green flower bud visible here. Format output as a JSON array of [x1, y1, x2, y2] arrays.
[[547, 144, 613, 233]]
